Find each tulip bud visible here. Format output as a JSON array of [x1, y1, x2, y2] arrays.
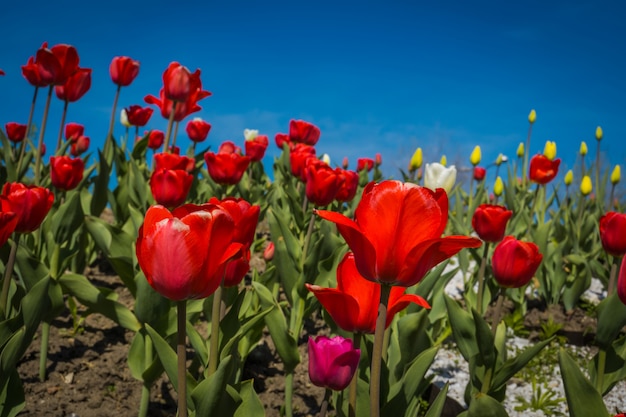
[[611, 165, 621, 185], [470, 146, 481, 166], [564, 170, 573, 186], [516, 143, 524, 158], [494, 176, 504, 196], [528, 109, 536, 124], [440, 155, 447, 166], [120, 108, 131, 128], [244, 128, 259, 141], [308, 336, 360, 391], [263, 242, 275, 261], [321, 153, 331, 165], [595, 126, 603, 141], [375, 153, 382, 166], [543, 141, 557, 160], [473, 166, 486, 181], [580, 175, 592, 196], [410, 147, 423, 171], [492, 236, 542, 288], [424, 162, 456, 194], [342, 157, 349, 169], [579, 141, 588, 156], [496, 153, 506, 166]]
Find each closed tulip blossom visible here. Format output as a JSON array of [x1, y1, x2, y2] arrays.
[[55, 67, 92, 102], [334, 169, 359, 203], [357, 158, 375, 172], [70, 135, 90, 157], [289, 144, 316, 181], [204, 143, 251, 185], [5, 122, 27, 143], [263, 242, 275, 261], [50, 156, 84, 191], [245, 134, 269, 162], [135, 204, 242, 301], [109, 56, 140, 87], [163, 62, 192, 102], [472, 204, 513, 243], [289, 119, 321, 146], [492, 236, 542, 288], [316, 180, 481, 287], [529, 154, 560, 185], [305, 160, 343, 207], [308, 335, 360, 391], [473, 166, 486, 181], [185, 117, 211, 143], [306, 253, 430, 334], [599, 212, 626, 257], [64, 122, 84, 142], [150, 169, 193, 208], [154, 152, 195, 173], [1, 183, 54, 233], [147, 130, 165, 150], [125, 105, 154, 127], [424, 162, 457, 194]]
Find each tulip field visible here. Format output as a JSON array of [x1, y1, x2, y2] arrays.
[[2, 43, 626, 417]]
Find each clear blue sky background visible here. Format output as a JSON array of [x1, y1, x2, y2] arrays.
[[1, 0, 625, 186]]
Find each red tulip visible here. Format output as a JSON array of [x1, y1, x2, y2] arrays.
[[305, 161, 343, 206], [163, 62, 192, 102], [70, 135, 90, 157], [289, 119, 320, 146], [334, 169, 359, 203], [0, 69, 4, 76], [0, 209, 18, 248], [149, 168, 193, 208], [154, 152, 195, 173], [218, 141, 241, 155], [473, 166, 486, 181], [185, 118, 211, 143], [306, 252, 430, 334], [308, 335, 360, 391], [147, 130, 165, 150], [5, 122, 27, 143], [472, 204, 513, 243], [125, 105, 154, 127], [245, 135, 269, 162], [21, 42, 79, 87], [0, 183, 54, 233], [289, 144, 316, 181], [529, 154, 560, 185], [357, 158, 374, 172], [64, 122, 84, 141], [263, 242, 275, 261], [55, 67, 92, 102], [618, 260, 626, 306], [136, 204, 242, 301], [109, 56, 140, 87], [275, 133, 291, 149], [375, 153, 382, 166], [599, 212, 626, 257], [491, 236, 542, 288], [342, 157, 349, 169], [204, 150, 251, 185], [50, 156, 84, 191], [316, 180, 482, 287]]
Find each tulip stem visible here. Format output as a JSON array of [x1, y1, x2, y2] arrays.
[[318, 388, 331, 417], [285, 371, 294, 417], [207, 284, 223, 376], [106, 84, 121, 151], [163, 102, 177, 153], [16, 86, 39, 181], [490, 291, 505, 336], [39, 320, 50, 381], [596, 348, 606, 395], [177, 300, 188, 417], [55, 99, 69, 153], [0, 234, 20, 318], [476, 243, 490, 316], [522, 121, 533, 189], [370, 284, 391, 417], [348, 333, 362, 417], [171, 121, 180, 149], [595, 138, 601, 210], [302, 212, 316, 267], [138, 334, 153, 417], [34, 85, 53, 185], [608, 259, 618, 296]]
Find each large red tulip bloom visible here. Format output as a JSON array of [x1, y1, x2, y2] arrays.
[[149, 169, 193, 208], [110, 56, 140, 87], [21, 42, 79, 87], [245, 135, 269, 162], [5, 123, 28, 143], [306, 252, 430, 334], [472, 204, 513, 243], [163, 62, 192, 102], [599, 212, 626, 257], [305, 161, 343, 207], [125, 105, 153, 127], [492, 236, 542, 288], [0, 209, 18, 248], [186, 118, 211, 143], [154, 152, 195, 173], [55, 67, 92, 102], [50, 156, 84, 191], [289, 119, 320, 146], [618, 260, 626, 306], [308, 335, 360, 391], [204, 150, 251, 185], [316, 180, 482, 287], [529, 154, 560, 185], [136, 204, 242, 301], [1, 183, 54, 233]]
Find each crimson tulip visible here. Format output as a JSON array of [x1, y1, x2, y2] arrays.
[[492, 236, 542, 288], [289, 119, 320, 146], [529, 154, 560, 185], [306, 252, 429, 334], [618, 260, 626, 306], [147, 130, 165, 150], [599, 212, 626, 257], [0, 69, 4, 76], [275, 133, 291, 149], [163, 62, 192, 102], [308, 335, 360, 391], [289, 144, 316, 181], [375, 153, 382, 166], [218, 141, 241, 155], [316, 180, 481, 287], [109, 56, 140, 87], [50, 156, 84, 191], [70, 135, 90, 157], [357, 158, 374, 172], [64, 122, 84, 141], [472, 204, 513, 243], [5, 122, 27, 143], [136, 204, 242, 301], [55, 67, 91, 102], [334, 169, 359, 203], [263, 242, 275, 261], [150, 169, 193, 208], [186, 118, 211, 143], [154, 152, 195, 173], [0, 182, 54, 233], [21, 42, 79, 87], [0, 209, 18, 248], [473, 166, 486, 181], [204, 148, 251, 185], [125, 105, 153, 127], [305, 161, 343, 206], [245, 135, 269, 162]]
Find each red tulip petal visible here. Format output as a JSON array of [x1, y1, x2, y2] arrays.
[[306, 284, 364, 333]]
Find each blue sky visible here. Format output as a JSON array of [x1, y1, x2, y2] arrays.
[[1, 0, 625, 186]]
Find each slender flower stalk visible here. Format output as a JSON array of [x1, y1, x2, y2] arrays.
[[476, 243, 490, 315], [348, 332, 362, 417], [163, 102, 178, 153], [16, 87, 39, 180], [207, 279, 224, 376], [370, 284, 391, 417], [318, 389, 331, 417], [55, 99, 69, 152], [522, 110, 536, 188], [0, 234, 20, 318], [177, 300, 188, 417], [106, 84, 122, 149], [34, 86, 54, 185]]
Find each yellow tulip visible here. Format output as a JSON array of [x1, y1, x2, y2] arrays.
[[579, 141, 588, 156], [595, 126, 603, 141], [580, 175, 592, 195], [543, 141, 557, 160], [494, 176, 504, 196], [440, 155, 447, 166], [470, 146, 481, 166], [611, 165, 621, 184], [564, 170, 573, 186], [516, 143, 524, 158], [528, 109, 537, 124], [410, 147, 423, 170]]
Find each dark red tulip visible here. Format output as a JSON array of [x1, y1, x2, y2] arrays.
[[472, 204, 513, 243], [185, 118, 211, 143], [289, 144, 316, 181], [0, 209, 18, 248], [599, 212, 626, 257], [204, 150, 251, 185], [109, 56, 140, 87], [305, 161, 343, 207], [0, 69, 4, 76], [70, 136, 90, 157], [0, 182, 54, 233], [492, 236, 542, 288], [275, 133, 293, 150], [146, 130, 165, 150], [55, 67, 92, 102], [50, 156, 84, 191], [5, 122, 28, 143], [125, 105, 153, 127], [357, 158, 374, 172], [334, 169, 359, 203], [473, 166, 486, 181], [289, 119, 320, 146], [154, 152, 195, 173], [150, 169, 193, 208], [529, 154, 560, 185], [245, 135, 269, 162], [21, 42, 79, 87], [64, 122, 84, 141]]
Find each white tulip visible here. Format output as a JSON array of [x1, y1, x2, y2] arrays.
[[244, 128, 259, 141], [424, 162, 457, 193], [120, 109, 131, 128]]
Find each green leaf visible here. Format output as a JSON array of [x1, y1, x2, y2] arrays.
[[558, 349, 609, 417], [90, 149, 111, 216], [0, 369, 25, 417], [234, 379, 266, 417], [491, 337, 552, 391], [595, 293, 626, 349], [424, 384, 449, 417], [444, 295, 477, 362], [467, 393, 509, 417], [49, 191, 83, 244], [191, 356, 237, 416], [472, 308, 496, 370]]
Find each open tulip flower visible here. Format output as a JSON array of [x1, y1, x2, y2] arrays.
[[289, 143, 316, 181], [21, 42, 79, 87], [5, 122, 28, 143], [306, 252, 430, 333], [125, 105, 154, 127], [357, 158, 375, 172], [599, 212, 626, 257], [0, 182, 54, 234], [204, 145, 251, 185], [316, 180, 481, 287], [492, 236, 542, 288], [308, 335, 360, 391], [154, 152, 195, 173], [64, 122, 84, 141], [472, 204, 513, 243], [50, 156, 84, 191], [136, 204, 243, 301], [424, 162, 457, 193], [289, 119, 320, 146], [55, 67, 92, 102], [529, 154, 560, 185]]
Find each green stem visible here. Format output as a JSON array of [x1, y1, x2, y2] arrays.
[[522, 122, 533, 188], [370, 284, 391, 417], [348, 333, 362, 417], [171, 121, 180, 149], [34, 86, 53, 185], [526, 186, 541, 239], [608, 260, 618, 296], [318, 388, 331, 417], [595, 139, 601, 209], [285, 371, 294, 417], [469, 177, 474, 214], [490, 291, 505, 336], [0, 234, 20, 318], [55, 99, 69, 153], [539, 185, 547, 225], [476, 243, 490, 316], [177, 300, 188, 417], [302, 212, 316, 267], [163, 102, 178, 153], [16, 87, 39, 181], [207, 284, 223, 376], [138, 335, 153, 417], [106, 84, 121, 152], [39, 320, 50, 381], [596, 348, 606, 395]]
